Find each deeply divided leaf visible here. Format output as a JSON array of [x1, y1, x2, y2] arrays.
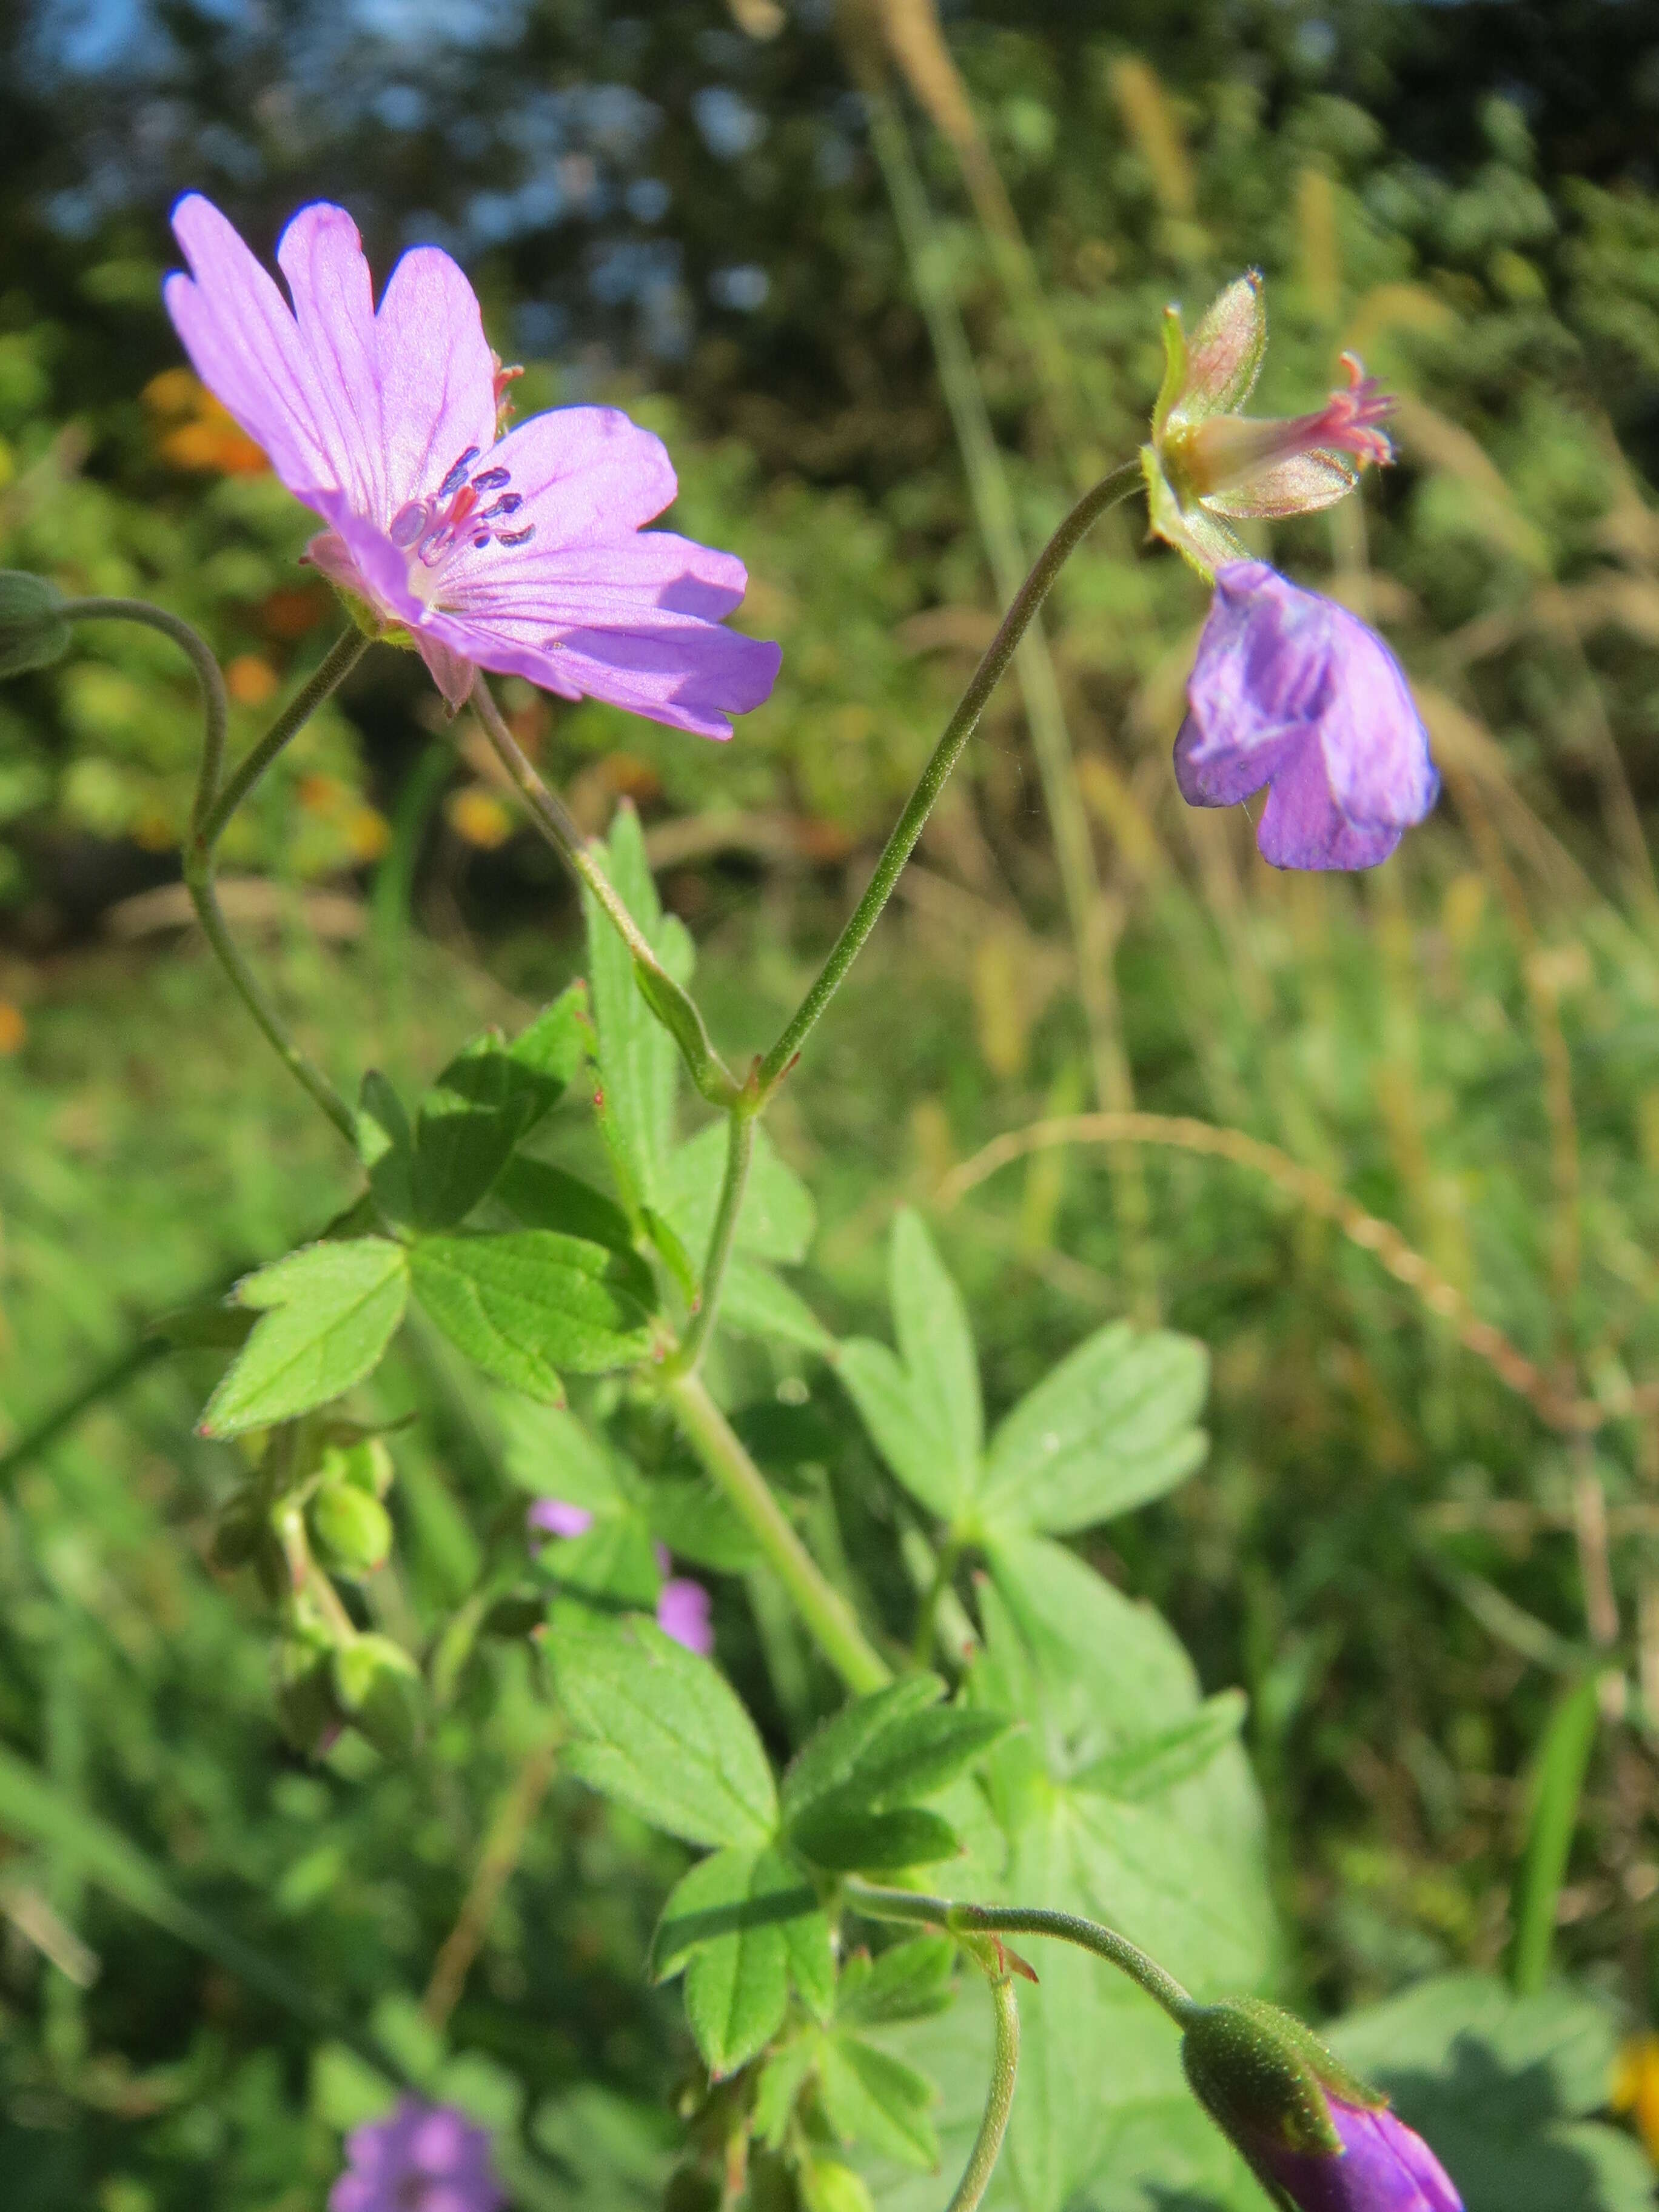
[[201, 1238, 409, 1439]]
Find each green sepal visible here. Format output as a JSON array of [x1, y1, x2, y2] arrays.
[[1151, 307, 1188, 440], [1140, 445, 1250, 580], [1182, 1996, 1385, 2173]]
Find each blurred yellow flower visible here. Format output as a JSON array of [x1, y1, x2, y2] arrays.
[[143, 369, 270, 477], [447, 788, 515, 850], [1612, 2034, 1659, 2164], [0, 1000, 25, 1054]]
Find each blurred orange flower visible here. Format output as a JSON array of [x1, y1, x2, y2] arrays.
[[0, 1001, 26, 1054], [226, 654, 280, 706], [143, 369, 270, 477]]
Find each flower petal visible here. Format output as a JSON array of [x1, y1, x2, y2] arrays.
[[1316, 603, 1439, 832], [165, 193, 346, 509], [375, 245, 498, 517], [1256, 743, 1402, 870], [424, 599, 782, 739], [1173, 560, 1330, 805], [1205, 449, 1361, 520], [482, 404, 679, 545], [275, 203, 386, 519]]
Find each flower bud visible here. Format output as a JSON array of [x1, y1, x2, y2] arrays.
[[309, 1481, 394, 1575], [1182, 1999, 1462, 2211], [0, 572, 72, 677]]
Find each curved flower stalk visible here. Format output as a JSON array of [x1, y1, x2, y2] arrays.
[[164, 195, 780, 735], [1176, 561, 1439, 869], [330, 2098, 503, 2212]]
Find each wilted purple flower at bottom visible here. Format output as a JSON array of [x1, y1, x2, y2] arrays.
[[330, 2097, 503, 2212], [1175, 560, 1438, 871], [1256, 2098, 1463, 2212], [527, 1502, 713, 1654]]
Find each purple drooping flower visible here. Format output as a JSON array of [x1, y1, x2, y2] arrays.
[[163, 195, 780, 736], [1253, 2097, 1463, 2212], [527, 1502, 713, 1654], [1174, 560, 1438, 870], [330, 2097, 503, 2212]]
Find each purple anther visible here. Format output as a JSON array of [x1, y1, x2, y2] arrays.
[[469, 466, 511, 492], [435, 446, 481, 500], [471, 532, 492, 549], [389, 499, 430, 548], [496, 525, 535, 546], [480, 492, 523, 520]]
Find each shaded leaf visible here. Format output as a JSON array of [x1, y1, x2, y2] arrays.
[[782, 1677, 945, 1823], [819, 2036, 940, 2171], [494, 1156, 655, 1308], [721, 1259, 835, 1353], [790, 1801, 960, 1874], [836, 1939, 957, 2030], [652, 1845, 800, 2076], [412, 1033, 565, 1229], [663, 1122, 817, 1269]]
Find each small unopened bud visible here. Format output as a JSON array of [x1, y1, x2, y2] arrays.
[[309, 1481, 393, 1575], [0, 572, 72, 677], [1182, 1999, 1462, 2211]]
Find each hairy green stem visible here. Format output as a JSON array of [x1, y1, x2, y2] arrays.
[[845, 1881, 1197, 2026], [470, 679, 739, 1106], [662, 1372, 890, 1693], [947, 1965, 1021, 2212], [58, 598, 230, 833], [198, 626, 370, 847], [757, 459, 1141, 1096], [664, 1108, 757, 1378]]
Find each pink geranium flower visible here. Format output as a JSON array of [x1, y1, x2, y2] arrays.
[[163, 195, 781, 736]]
